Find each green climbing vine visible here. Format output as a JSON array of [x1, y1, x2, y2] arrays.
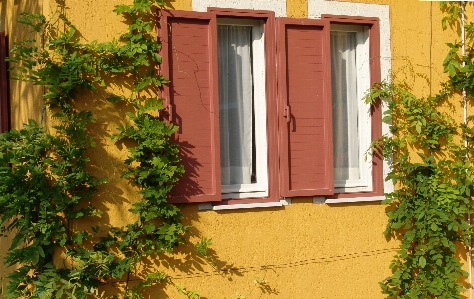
[[0, 0, 202, 298], [376, 2, 474, 298], [9, 0, 474, 298]]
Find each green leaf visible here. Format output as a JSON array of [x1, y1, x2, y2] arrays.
[[72, 232, 84, 244], [37, 246, 45, 258], [114, 4, 131, 14], [55, 288, 64, 299], [419, 256, 427, 268], [416, 122, 422, 134], [106, 94, 124, 103]]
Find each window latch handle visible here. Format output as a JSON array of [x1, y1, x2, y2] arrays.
[[284, 105, 291, 123], [166, 104, 173, 122]]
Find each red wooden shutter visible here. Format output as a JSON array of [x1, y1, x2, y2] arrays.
[[0, 32, 9, 133], [159, 10, 221, 203], [277, 18, 334, 197]]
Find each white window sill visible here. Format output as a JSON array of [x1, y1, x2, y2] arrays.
[[198, 199, 291, 211], [323, 195, 385, 204], [198, 196, 385, 211]]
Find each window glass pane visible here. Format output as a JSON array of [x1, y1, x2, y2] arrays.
[[331, 31, 361, 181], [218, 25, 254, 185]]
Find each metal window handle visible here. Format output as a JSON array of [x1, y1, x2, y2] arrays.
[[166, 104, 173, 122], [284, 105, 291, 123]]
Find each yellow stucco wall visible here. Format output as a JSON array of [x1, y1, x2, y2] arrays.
[[287, 0, 307, 18], [2, 0, 470, 298]]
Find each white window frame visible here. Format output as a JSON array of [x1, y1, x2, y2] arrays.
[[331, 24, 373, 193], [217, 18, 268, 199]]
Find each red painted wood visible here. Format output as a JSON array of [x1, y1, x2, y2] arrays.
[[322, 15, 384, 199], [208, 7, 275, 18], [0, 32, 9, 133], [159, 10, 222, 203], [277, 18, 334, 197]]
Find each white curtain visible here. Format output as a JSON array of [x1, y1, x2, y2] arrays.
[[331, 31, 360, 181], [218, 25, 253, 185]]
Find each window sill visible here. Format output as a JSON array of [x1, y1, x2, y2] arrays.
[[198, 199, 291, 211], [322, 195, 385, 204], [197, 195, 385, 210]]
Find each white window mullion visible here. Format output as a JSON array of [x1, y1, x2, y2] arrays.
[[355, 27, 372, 191], [252, 21, 268, 192]]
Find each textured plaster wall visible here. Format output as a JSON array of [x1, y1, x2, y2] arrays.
[[287, 0, 307, 18], [170, 199, 396, 298], [2, 0, 468, 298], [386, 0, 466, 134], [193, 0, 286, 16], [332, 0, 459, 100]]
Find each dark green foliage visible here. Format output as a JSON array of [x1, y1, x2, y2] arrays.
[[0, 0, 191, 298], [375, 3, 474, 298], [371, 82, 474, 298]]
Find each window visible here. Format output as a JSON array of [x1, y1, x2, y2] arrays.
[[159, 9, 279, 204], [159, 9, 385, 204], [217, 18, 268, 199], [323, 14, 384, 199], [330, 24, 372, 193]]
